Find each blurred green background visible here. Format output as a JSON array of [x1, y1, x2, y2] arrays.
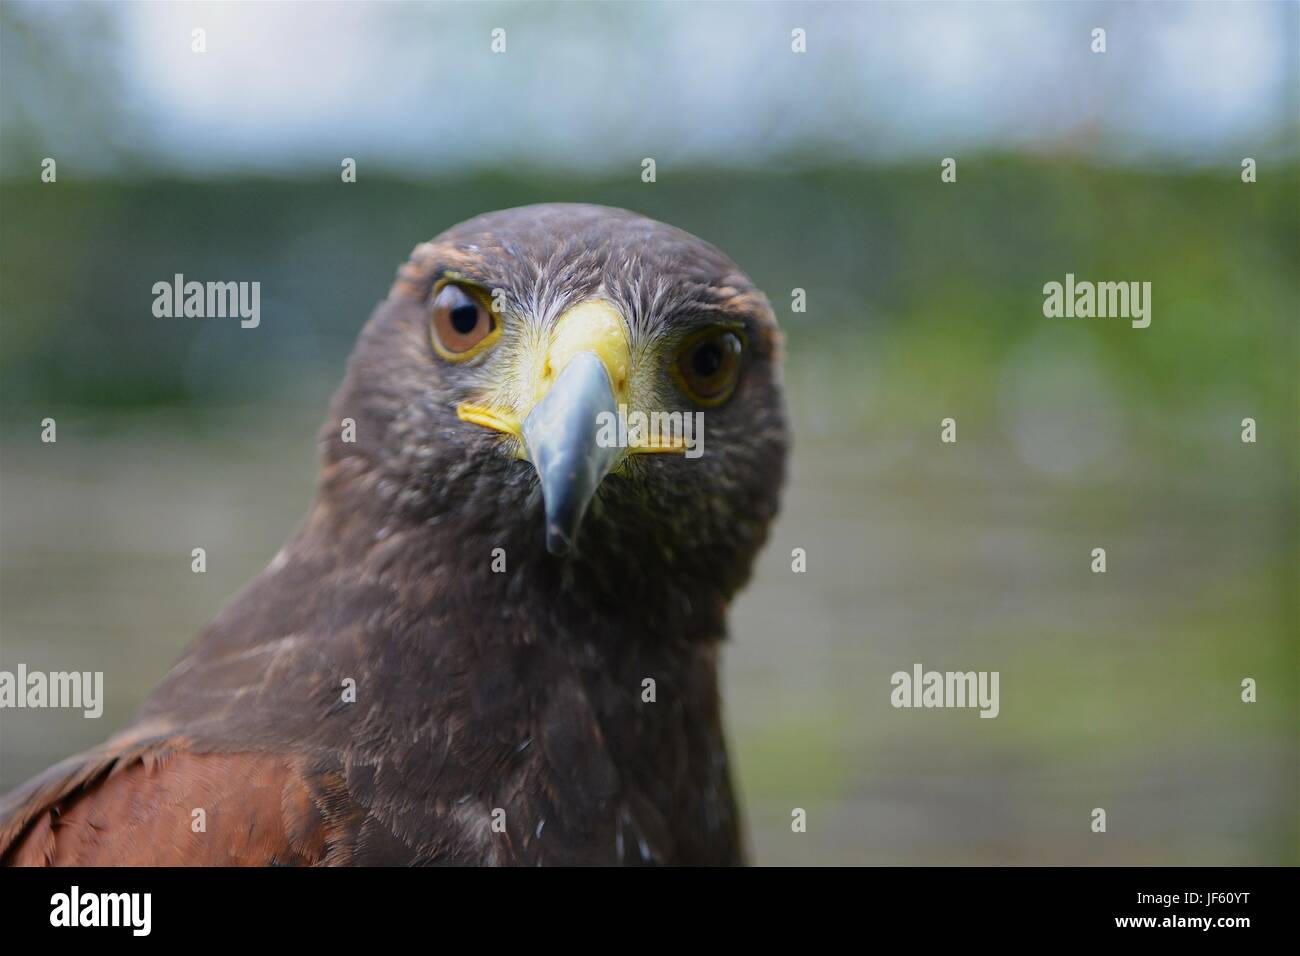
[[1, 1, 1296, 864]]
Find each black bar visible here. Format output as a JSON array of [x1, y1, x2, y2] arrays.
[[0, 866, 1286, 941]]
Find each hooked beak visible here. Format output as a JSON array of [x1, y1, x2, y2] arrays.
[[457, 299, 632, 557], [523, 300, 631, 555], [455, 298, 689, 556], [522, 351, 622, 555]]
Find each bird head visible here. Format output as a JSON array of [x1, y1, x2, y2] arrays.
[[324, 204, 786, 627]]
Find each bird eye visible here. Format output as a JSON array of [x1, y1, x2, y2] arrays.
[[431, 283, 498, 360], [674, 328, 744, 405]]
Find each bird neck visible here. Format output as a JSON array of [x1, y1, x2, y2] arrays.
[[306, 458, 733, 651]]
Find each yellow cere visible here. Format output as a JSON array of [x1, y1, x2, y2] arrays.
[[536, 299, 631, 405], [454, 298, 687, 457]]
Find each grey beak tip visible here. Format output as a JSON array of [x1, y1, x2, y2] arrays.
[[545, 526, 573, 557], [522, 352, 622, 560]]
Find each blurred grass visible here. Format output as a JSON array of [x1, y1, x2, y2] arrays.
[[1, 163, 1296, 863]]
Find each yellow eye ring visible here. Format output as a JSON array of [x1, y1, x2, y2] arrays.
[[672, 325, 746, 407], [430, 279, 502, 363]]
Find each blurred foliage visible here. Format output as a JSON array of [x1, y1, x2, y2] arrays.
[[1, 162, 1296, 422]]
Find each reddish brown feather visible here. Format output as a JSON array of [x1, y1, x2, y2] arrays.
[[2, 749, 334, 866]]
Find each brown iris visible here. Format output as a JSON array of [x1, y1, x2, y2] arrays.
[[674, 328, 744, 405], [431, 283, 498, 360]]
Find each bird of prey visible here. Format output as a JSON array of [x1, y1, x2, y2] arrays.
[[0, 203, 787, 865]]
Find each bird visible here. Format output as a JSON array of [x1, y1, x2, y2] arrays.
[[0, 203, 788, 865]]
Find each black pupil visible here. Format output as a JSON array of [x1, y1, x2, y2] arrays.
[[692, 341, 724, 379], [450, 302, 480, 335]]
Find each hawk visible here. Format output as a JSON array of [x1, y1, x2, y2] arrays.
[[0, 203, 788, 865]]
